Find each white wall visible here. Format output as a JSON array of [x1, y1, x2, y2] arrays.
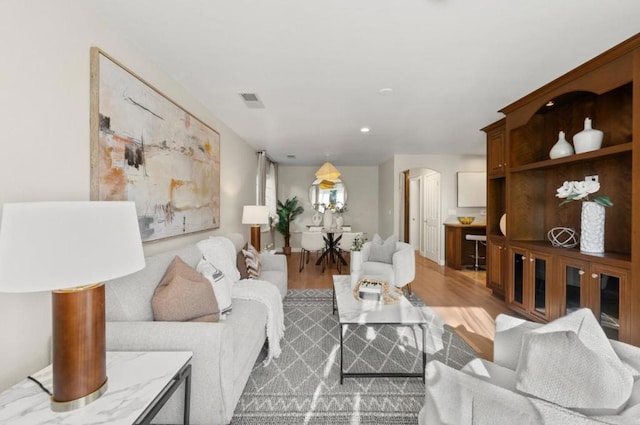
[[378, 158, 395, 238], [0, 0, 257, 391], [277, 165, 379, 248], [392, 154, 487, 264]]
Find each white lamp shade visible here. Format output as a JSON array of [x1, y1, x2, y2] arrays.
[[242, 205, 269, 225], [0, 202, 145, 292]]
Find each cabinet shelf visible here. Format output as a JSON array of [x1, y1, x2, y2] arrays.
[[509, 143, 632, 173], [509, 240, 631, 268]]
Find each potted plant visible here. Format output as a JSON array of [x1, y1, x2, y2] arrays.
[[275, 196, 304, 255], [350, 234, 366, 273]]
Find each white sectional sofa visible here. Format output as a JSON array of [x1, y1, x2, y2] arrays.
[[420, 310, 640, 425], [104, 236, 287, 425]]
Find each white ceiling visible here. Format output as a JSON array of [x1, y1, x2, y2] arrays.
[[84, 0, 640, 166]]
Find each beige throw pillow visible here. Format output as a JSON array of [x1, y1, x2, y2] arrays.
[[152, 256, 220, 322]]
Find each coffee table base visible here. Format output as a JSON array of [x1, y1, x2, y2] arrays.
[[339, 323, 426, 384]]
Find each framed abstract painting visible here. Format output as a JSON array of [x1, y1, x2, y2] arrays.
[[90, 47, 220, 242]]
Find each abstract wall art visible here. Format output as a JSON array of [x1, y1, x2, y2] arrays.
[[90, 47, 220, 242]]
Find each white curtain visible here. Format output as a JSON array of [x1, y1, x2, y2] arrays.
[[257, 151, 278, 234]]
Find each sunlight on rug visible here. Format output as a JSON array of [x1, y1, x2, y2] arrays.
[[231, 289, 477, 424]]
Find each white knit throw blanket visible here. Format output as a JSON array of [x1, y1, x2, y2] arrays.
[[232, 280, 285, 366]]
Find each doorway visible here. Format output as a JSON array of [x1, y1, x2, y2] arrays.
[[403, 168, 441, 264]]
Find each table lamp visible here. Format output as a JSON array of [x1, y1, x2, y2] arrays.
[[242, 205, 269, 250], [0, 201, 145, 411]]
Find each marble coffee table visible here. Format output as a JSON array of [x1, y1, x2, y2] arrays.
[[332, 275, 426, 384]]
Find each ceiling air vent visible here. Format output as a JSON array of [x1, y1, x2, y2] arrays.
[[239, 92, 265, 109]]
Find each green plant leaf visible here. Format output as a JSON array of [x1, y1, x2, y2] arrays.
[[593, 196, 614, 207]]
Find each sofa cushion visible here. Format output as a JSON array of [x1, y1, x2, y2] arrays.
[[368, 234, 397, 264], [237, 249, 250, 279], [242, 244, 262, 278], [197, 258, 233, 314], [462, 358, 517, 392], [152, 256, 220, 322], [493, 314, 543, 370], [515, 330, 633, 416]]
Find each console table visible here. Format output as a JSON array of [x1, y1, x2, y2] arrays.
[[444, 222, 487, 270], [0, 351, 192, 425]]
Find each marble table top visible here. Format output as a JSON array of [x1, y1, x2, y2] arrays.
[[0, 351, 192, 425], [333, 275, 426, 325]]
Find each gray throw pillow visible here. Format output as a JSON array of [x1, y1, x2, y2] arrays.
[[368, 234, 397, 264]]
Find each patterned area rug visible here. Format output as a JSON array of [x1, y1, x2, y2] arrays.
[[231, 289, 477, 424]]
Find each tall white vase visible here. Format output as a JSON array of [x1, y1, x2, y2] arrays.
[[580, 201, 605, 254], [323, 209, 333, 229], [350, 250, 362, 273], [335, 215, 344, 229]]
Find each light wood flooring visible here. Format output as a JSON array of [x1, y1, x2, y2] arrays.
[[287, 251, 513, 360]]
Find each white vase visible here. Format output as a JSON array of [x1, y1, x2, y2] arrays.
[[312, 211, 322, 226], [580, 201, 605, 254], [350, 250, 362, 273], [335, 215, 344, 229], [573, 118, 603, 154], [323, 209, 333, 229], [549, 130, 574, 159]]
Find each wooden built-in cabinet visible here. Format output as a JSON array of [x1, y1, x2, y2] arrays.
[[483, 33, 640, 345], [486, 236, 506, 294]]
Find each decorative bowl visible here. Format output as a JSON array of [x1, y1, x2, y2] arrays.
[[457, 216, 475, 225]]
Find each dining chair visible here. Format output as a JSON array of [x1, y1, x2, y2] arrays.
[[299, 231, 326, 272]]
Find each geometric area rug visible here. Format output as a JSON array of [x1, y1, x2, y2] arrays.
[[231, 289, 477, 424]]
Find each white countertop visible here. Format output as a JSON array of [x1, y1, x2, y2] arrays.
[[0, 351, 192, 425]]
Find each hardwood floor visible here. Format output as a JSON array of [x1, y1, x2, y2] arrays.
[[287, 251, 513, 360]]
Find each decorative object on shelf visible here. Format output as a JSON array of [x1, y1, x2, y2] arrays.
[[457, 216, 475, 225], [556, 180, 613, 254], [549, 130, 574, 159], [573, 118, 603, 154], [323, 208, 334, 229], [499, 213, 507, 236], [312, 211, 322, 226], [275, 197, 304, 255], [0, 202, 145, 411], [547, 227, 579, 248], [352, 278, 402, 305]]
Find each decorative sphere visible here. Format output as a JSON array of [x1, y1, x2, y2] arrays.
[[547, 227, 578, 248]]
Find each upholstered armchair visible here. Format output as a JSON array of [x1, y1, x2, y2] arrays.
[[360, 239, 415, 290]]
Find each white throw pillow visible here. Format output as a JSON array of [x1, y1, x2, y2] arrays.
[[514, 309, 634, 416], [197, 236, 241, 282], [197, 259, 233, 314], [368, 233, 397, 264]]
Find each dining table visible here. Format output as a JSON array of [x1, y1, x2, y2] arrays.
[[315, 228, 348, 271]]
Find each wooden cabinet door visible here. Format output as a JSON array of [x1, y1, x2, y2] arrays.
[[508, 246, 527, 313], [487, 128, 505, 176], [487, 237, 505, 294], [528, 250, 553, 321]]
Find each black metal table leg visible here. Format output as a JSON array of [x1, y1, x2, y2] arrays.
[[340, 324, 344, 384]]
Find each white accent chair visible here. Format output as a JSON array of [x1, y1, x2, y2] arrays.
[[299, 231, 326, 272], [360, 240, 415, 292]]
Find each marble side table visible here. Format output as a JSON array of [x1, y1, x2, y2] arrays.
[[0, 351, 192, 425]]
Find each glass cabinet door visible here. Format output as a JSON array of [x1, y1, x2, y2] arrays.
[[590, 264, 627, 341], [530, 251, 552, 319], [557, 258, 588, 318], [510, 248, 526, 307]]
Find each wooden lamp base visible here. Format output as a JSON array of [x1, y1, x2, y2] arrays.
[[250, 225, 261, 251], [51, 283, 107, 411]]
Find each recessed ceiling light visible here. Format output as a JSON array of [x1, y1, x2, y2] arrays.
[[546, 100, 555, 107], [360, 127, 370, 133], [378, 88, 393, 96]]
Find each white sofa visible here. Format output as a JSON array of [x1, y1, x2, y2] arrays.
[[360, 240, 415, 289], [104, 236, 287, 425], [420, 311, 640, 425]]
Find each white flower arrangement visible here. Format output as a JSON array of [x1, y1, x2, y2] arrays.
[[556, 180, 613, 207]]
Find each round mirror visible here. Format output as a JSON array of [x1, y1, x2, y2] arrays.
[[309, 179, 348, 212]]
